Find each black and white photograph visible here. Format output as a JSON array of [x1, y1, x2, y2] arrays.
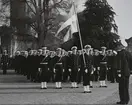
[[0, 0, 132, 104]]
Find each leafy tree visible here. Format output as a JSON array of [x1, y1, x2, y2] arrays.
[[78, 0, 119, 49]]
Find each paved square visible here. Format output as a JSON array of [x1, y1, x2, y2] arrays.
[[0, 70, 131, 104]]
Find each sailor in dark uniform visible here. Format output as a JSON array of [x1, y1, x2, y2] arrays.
[[107, 50, 115, 82], [111, 50, 118, 83], [89, 48, 95, 88], [31, 50, 38, 82], [106, 50, 112, 81], [26, 50, 34, 80], [48, 51, 56, 82], [54, 48, 63, 89], [67, 51, 72, 82], [81, 45, 93, 93], [62, 50, 69, 82], [93, 49, 100, 81], [36, 49, 43, 82], [14, 51, 21, 74], [20, 51, 27, 76], [99, 46, 107, 87], [1, 50, 9, 74], [23, 51, 28, 76], [69, 46, 79, 88], [77, 50, 83, 83], [40, 47, 50, 89]]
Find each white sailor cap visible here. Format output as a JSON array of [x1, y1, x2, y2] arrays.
[[46, 50, 49, 52], [71, 46, 77, 50], [42, 47, 47, 50], [33, 50, 37, 52], [113, 50, 117, 55], [90, 48, 93, 50], [21, 51, 25, 53], [56, 48, 62, 51], [16, 51, 20, 53], [101, 46, 106, 49], [25, 51, 28, 53], [84, 45, 91, 49], [94, 49, 99, 52], [68, 51, 72, 53], [38, 49, 42, 52], [107, 49, 113, 52]]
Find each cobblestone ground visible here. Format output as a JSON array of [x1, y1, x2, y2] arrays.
[[0, 70, 131, 105]]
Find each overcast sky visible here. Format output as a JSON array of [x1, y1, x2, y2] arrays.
[[77, 0, 132, 40]]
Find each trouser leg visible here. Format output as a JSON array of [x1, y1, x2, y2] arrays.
[[119, 77, 125, 102], [124, 77, 130, 104]]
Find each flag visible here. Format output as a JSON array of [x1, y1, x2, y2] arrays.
[[56, 8, 68, 16], [55, 4, 78, 37], [63, 28, 72, 42]]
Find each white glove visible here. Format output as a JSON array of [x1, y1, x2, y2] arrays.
[[85, 69, 88, 73], [38, 68, 41, 72], [97, 67, 100, 70], [107, 68, 109, 71], [93, 68, 96, 71], [118, 74, 121, 77], [63, 69, 65, 72], [78, 68, 80, 71], [53, 68, 56, 73], [69, 69, 71, 72], [91, 71, 94, 74]]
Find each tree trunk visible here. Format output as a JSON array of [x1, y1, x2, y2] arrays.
[[37, 31, 45, 48]]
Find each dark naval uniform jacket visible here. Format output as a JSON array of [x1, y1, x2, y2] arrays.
[[69, 54, 79, 82], [117, 49, 132, 104], [54, 55, 63, 82], [40, 55, 50, 82]]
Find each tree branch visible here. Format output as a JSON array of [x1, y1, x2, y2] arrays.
[[49, 0, 63, 10], [25, 0, 36, 15]]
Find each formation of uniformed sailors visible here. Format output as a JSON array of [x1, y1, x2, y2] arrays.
[[12, 45, 119, 93]]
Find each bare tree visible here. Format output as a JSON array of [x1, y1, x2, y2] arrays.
[[25, 0, 71, 47], [0, 0, 10, 26]]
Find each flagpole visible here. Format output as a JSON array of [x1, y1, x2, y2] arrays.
[[72, 0, 86, 67]]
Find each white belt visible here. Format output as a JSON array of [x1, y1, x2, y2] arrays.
[[40, 63, 48, 64], [56, 63, 62, 65], [100, 62, 107, 64]]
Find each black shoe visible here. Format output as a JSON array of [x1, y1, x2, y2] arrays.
[[90, 86, 93, 88], [41, 87, 47, 89], [56, 87, 62, 89], [125, 102, 129, 104], [84, 91, 92, 93], [104, 85, 107, 88], [75, 87, 79, 88], [116, 101, 126, 104], [102, 85, 107, 88], [110, 81, 115, 83], [71, 87, 74, 88]]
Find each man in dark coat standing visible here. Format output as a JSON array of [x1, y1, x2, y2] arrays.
[[116, 43, 132, 105], [1, 50, 9, 74]]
